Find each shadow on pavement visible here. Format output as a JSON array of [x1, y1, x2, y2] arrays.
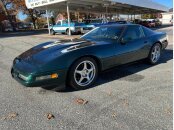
[[152, 25, 173, 30], [0, 25, 172, 39], [42, 47, 173, 92], [0, 30, 82, 40], [0, 30, 48, 38]]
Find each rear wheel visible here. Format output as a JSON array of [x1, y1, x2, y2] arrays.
[[50, 29, 55, 35], [66, 29, 72, 35], [148, 43, 161, 64], [68, 57, 98, 90]]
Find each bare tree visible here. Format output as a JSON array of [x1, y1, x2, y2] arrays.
[[13, 0, 45, 29], [0, 0, 16, 30]]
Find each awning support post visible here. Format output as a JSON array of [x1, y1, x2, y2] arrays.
[[131, 15, 132, 21], [46, 7, 50, 35], [67, 1, 71, 36], [77, 12, 79, 22], [105, 6, 108, 19]]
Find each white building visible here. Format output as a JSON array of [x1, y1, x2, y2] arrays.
[[160, 11, 173, 25]]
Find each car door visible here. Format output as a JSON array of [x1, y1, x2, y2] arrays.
[[53, 21, 62, 33], [114, 25, 149, 65]]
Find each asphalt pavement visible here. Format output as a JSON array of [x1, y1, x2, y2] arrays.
[[0, 26, 173, 130]]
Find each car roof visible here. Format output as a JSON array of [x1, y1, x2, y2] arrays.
[[116, 20, 127, 22], [100, 24, 141, 28]]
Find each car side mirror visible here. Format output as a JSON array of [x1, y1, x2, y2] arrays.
[[120, 38, 127, 45]]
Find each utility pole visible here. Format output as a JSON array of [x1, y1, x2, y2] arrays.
[[67, 1, 71, 36], [46, 7, 50, 35]]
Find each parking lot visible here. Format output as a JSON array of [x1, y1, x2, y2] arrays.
[[0, 26, 173, 130]]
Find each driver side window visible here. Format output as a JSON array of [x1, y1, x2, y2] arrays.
[[122, 26, 144, 42]]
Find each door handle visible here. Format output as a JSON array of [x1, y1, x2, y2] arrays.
[[144, 41, 148, 43]]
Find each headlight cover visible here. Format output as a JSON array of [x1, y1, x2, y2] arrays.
[[18, 74, 32, 81]]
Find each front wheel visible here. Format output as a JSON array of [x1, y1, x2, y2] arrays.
[[68, 57, 98, 90], [148, 43, 161, 64]]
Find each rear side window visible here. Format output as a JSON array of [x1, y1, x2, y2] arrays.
[[122, 26, 144, 41], [142, 26, 155, 37]]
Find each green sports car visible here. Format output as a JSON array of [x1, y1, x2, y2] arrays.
[[11, 24, 168, 90]]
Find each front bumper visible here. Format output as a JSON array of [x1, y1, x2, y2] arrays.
[[11, 67, 67, 87], [81, 27, 94, 34], [74, 27, 81, 33]]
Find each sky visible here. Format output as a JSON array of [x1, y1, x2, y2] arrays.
[[17, 12, 27, 21], [152, 0, 173, 8], [18, 0, 173, 21]]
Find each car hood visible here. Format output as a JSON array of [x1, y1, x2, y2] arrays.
[[17, 39, 94, 67]]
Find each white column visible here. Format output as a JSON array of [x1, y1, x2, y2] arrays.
[[77, 12, 79, 22], [46, 7, 50, 35], [67, 1, 71, 36], [106, 6, 108, 19], [131, 15, 132, 21]]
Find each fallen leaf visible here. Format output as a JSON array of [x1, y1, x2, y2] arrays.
[[1, 112, 18, 120], [112, 112, 117, 118], [8, 112, 18, 119], [165, 108, 172, 115], [75, 98, 88, 105], [122, 99, 129, 106], [46, 113, 55, 120], [107, 91, 112, 96]]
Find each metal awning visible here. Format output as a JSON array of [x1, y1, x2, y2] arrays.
[[25, 0, 168, 35], [26, 0, 168, 14]]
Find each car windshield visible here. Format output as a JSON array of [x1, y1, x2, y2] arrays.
[[115, 21, 126, 24], [83, 19, 103, 24], [81, 26, 124, 41], [91, 20, 102, 23]]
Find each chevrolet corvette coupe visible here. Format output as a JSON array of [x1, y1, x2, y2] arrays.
[[11, 24, 168, 90]]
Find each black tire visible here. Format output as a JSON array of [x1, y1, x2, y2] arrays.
[[78, 31, 82, 35], [68, 57, 98, 90], [148, 43, 161, 65], [50, 29, 55, 35], [66, 29, 72, 35]]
